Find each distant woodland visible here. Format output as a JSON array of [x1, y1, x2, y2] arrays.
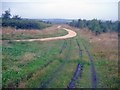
[[1, 9, 51, 29], [69, 19, 119, 35], [1, 9, 119, 34]]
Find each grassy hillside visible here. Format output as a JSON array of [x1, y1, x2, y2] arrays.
[[2, 25, 119, 88], [1, 18, 51, 29]]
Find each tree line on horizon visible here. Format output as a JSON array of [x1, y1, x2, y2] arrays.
[[1, 9, 119, 33], [1, 9, 51, 29], [68, 19, 119, 35]]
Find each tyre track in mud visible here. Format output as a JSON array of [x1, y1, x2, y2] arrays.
[[81, 40, 97, 88], [40, 39, 72, 88], [67, 39, 83, 88], [59, 39, 67, 54], [41, 40, 67, 69], [19, 40, 68, 88], [67, 64, 83, 88], [6, 42, 55, 88], [18, 36, 69, 87], [76, 39, 83, 61]]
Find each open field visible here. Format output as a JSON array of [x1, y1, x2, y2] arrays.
[[2, 25, 119, 88], [1, 25, 68, 40]]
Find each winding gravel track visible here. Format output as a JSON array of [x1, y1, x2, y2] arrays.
[[13, 26, 77, 42]]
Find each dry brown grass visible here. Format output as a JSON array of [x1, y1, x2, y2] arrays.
[[22, 52, 35, 61], [62, 25, 118, 61], [1, 25, 67, 40], [75, 27, 118, 61], [18, 82, 26, 88], [0, 25, 57, 34], [90, 32, 118, 61], [2, 25, 59, 35]]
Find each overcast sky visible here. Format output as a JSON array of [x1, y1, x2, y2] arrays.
[[1, 0, 119, 21]]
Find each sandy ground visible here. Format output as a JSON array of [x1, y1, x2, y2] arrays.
[[13, 26, 77, 42]]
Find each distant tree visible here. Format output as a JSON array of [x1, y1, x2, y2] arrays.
[[2, 9, 11, 19], [77, 19, 84, 28], [12, 15, 21, 20], [69, 20, 77, 27]]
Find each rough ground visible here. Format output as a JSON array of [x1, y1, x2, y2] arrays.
[[13, 26, 77, 42]]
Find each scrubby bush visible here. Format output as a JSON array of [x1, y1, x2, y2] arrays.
[[1, 9, 51, 29], [69, 19, 119, 35]]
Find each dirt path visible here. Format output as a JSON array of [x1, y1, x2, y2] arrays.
[[68, 39, 84, 88], [40, 40, 72, 88], [13, 26, 77, 42], [82, 40, 97, 88], [68, 64, 83, 88]]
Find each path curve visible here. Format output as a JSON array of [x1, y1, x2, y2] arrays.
[[13, 26, 77, 42]]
